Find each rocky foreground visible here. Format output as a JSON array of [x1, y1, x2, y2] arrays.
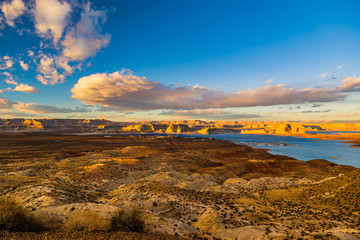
[[0, 133, 359, 239]]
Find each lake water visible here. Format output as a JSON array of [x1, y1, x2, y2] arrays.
[[174, 133, 360, 168]]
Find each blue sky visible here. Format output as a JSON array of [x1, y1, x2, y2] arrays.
[[0, 0, 359, 121]]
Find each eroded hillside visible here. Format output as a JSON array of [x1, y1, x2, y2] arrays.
[[0, 133, 359, 239]]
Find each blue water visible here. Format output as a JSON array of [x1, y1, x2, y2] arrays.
[[173, 133, 360, 168]]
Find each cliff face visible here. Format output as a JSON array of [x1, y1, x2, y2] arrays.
[[241, 129, 266, 134], [123, 124, 155, 132], [241, 123, 307, 135], [0, 118, 116, 131], [0, 119, 358, 135], [22, 119, 44, 129], [165, 124, 190, 133]]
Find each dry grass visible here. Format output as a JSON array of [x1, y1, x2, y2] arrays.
[[0, 197, 45, 232], [64, 210, 109, 231], [110, 208, 145, 232]]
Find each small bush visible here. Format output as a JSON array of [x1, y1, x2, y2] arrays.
[[64, 210, 109, 231], [110, 208, 145, 232], [0, 197, 45, 232]]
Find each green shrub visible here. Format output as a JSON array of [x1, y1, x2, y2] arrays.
[[0, 197, 45, 232], [64, 210, 109, 231], [110, 208, 145, 232]]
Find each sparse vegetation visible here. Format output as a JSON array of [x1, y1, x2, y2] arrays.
[[0, 133, 359, 239], [0, 197, 45, 232], [64, 210, 109, 231], [110, 208, 145, 232]]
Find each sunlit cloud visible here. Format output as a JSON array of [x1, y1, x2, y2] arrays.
[[0, 97, 13, 110], [72, 70, 347, 111], [33, 0, 71, 44], [318, 65, 344, 81], [5, 79, 18, 85], [0, 0, 26, 27], [0, 0, 111, 86], [3, 71, 18, 85], [13, 84, 39, 93], [31, 2, 110, 85], [0, 56, 14, 70], [61, 3, 110, 61], [0, 97, 89, 114], [339, 76, 360, 92], [12, 102, 88, 113], [19, 60, 29, 70], [35, 54, 65, 85]]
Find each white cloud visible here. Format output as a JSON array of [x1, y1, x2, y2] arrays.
[[339, 76, 360, 92], [0, 56, 14, 70], [28, 50, 34, 56], [71, 70, 346, 111], [35, 54, 65, 85], [13, 84, 39, 93], [33, 0, 71, 44], [32, 3, 110, 85], [61, 3, 110, 61], [19, 60, 29, 70], [318, 72, 328, 79], [5, 79, 18, 85], [55, 56, 73, 75], [3, 71, 18, 85], [0, 0, 26, 27]]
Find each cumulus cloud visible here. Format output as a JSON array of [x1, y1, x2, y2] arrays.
[[2, 71, 18, 85], [33, 0, 71, 44], [339, 76, 360, 92], [5, 79, 18, 85], [71, 70, 347, 111], [36, 54, 65, 85], [160, 109, 262, 120], [0, 56, 14, 70], [19, 60, 29, 70], [13, 84, 39, 93], [61, 3, 110, 61], [0, 0, 26, 27], [32, 3, 110, 85]]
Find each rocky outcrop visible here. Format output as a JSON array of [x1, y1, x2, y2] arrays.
[[194, 207, 225, 233], [21, 119, 44, 129], [165, 124, 190, 133], [289, 123, 306, 134], [241, 129, 266, 134], [123, 124, 155, 132]]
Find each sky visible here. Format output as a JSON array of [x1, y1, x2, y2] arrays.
[[0, 0, 359, 122]]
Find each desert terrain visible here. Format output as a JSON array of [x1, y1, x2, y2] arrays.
[[0, 132, 359, 239], [1, 118, 360, 147]]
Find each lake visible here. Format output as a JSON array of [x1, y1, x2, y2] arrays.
[[175, 133, 360, 168]]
